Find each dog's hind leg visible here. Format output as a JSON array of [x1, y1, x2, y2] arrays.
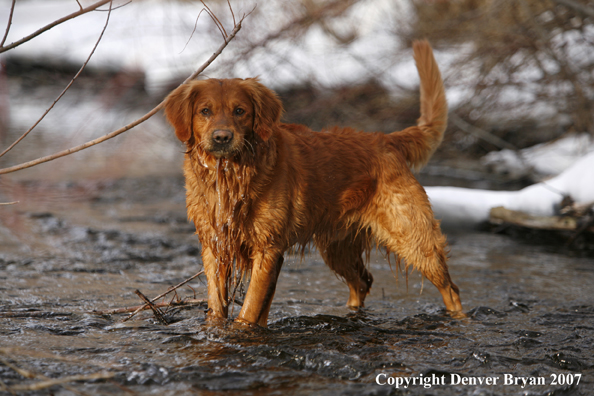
[[316, 232, 374, 309], [369, 180, 463, 314]]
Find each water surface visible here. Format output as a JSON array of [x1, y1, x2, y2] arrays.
[[0, 176, 592, 395]]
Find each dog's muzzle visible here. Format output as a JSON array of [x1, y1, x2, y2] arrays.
[[210, 129, 235, 155]]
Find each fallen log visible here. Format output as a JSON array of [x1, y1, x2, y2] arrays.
[[489, 206, 594, 250], [489, 206, 583, 231]]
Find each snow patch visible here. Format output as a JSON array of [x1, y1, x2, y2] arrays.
[[428, 147, 594, 225]]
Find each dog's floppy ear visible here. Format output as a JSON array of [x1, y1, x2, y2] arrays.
[[164, 81, 200, 143], [241, 78, 283, 141]]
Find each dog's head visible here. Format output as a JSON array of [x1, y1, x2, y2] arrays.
[[164, 78, 283, 158]]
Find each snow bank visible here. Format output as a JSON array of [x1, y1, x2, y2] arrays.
[[427, 146, 594, 225]]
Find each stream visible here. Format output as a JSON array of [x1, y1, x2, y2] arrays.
[[1, 175, 592, 395]]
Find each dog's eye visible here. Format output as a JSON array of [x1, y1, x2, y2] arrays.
[[201, 108, 210, 116], [234, 108, 245, 116]]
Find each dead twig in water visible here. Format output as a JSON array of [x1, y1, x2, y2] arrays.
[[0, 8, 250, 175], [93, 298, 207, 315], [122, 270, 204, 321], [134, 289, 169, 325]]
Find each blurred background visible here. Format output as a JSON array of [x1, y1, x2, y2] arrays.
[[1, 0, 592, 183], [0, 0, 594, 213]]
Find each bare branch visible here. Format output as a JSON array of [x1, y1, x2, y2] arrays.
[[93, 298, 207, 315], [227, 0, 236, 27], [230, 0, 354, 62], [0, 0, 112, 54], [180, 8, 208, 53], [0, 17, 245, 175], [134, 289, 169, 325], [0, 0, 114, 160], [450, 112, 518, 151], [200, 0, 227, 38], [123, 270, 204, 321], [0, 0, 16, 48], [95, 1, 132, 12]]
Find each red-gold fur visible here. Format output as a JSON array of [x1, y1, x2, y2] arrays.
[[164, 40, 463, 326]]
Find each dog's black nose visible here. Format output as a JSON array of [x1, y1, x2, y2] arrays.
[[212, 130, 233, 144]]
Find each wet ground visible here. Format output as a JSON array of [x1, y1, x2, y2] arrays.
[[0, 174, 593, 396]]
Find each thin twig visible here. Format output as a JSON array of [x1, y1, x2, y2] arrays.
[[94, 298, 207, 315], [0, 0, 112, 54], [227, 0, 236, 27], [200, 0, 227, 39], [0, 0, 16, 48], [0, 0, 114, 160], [95, 1, 131, 12], [518, 0, 591, 132], [122, 270, 204, 321], [0, 16, 246, 175], [180, 8, 208, 54], [143, 270, 204, 306], [134, 290, 169, 325], [229, 0, 351, 62], [0, 201, 19, 206], [449, 112, 518, 151]]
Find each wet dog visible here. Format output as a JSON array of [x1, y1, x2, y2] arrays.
[[164, 40, 463, 326]]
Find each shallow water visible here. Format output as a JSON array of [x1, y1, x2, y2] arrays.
[[1, 176, 593, 395]]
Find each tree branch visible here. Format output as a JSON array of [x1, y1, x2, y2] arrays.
[[0, 0, 112, 54], [0, 17, 246, 175], [0, 0, 16, 48], [122, 270, 204, 321], [0, 0, 114, 160], [449, 112, 518, 151]]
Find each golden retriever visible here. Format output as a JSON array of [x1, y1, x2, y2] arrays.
[[164, 40, 463, 326]]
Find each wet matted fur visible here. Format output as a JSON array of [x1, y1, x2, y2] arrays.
[[164, 40, 463, 326]]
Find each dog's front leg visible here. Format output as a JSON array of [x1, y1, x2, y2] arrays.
[[236, 252, 284, 327], [202, 246, 229, 322]]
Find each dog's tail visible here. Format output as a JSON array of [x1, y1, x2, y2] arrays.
[[390, 40, 447, 171]]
